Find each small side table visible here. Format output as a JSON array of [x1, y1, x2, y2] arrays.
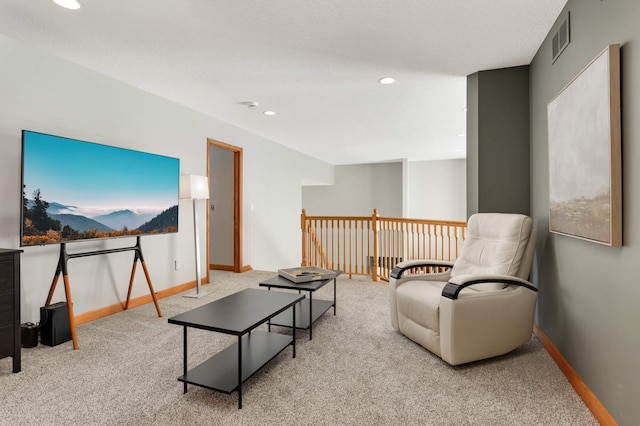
[[259, 270, 340, 340]]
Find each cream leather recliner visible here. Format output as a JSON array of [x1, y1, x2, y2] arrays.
[[389, 213, 538, 366]]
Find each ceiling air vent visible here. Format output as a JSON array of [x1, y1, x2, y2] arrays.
[[552, 12, 570, 63]]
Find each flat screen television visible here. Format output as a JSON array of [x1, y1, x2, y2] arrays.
[[21, 130, 180, 247]]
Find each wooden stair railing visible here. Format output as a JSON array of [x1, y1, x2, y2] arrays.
[[301, 209, 466, 282], [305, 225, 333, 270]]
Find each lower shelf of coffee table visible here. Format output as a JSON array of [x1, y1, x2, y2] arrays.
[[268, 298, 333, 329], [178, 331, 292, 393]]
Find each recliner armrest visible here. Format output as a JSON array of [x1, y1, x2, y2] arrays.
[[390, 259, 454, 279], [442, 274, 538, 300]]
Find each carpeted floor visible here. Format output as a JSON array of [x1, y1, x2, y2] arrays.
[[0, 270, 597, 425]]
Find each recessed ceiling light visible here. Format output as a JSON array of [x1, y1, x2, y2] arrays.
[[263, 111, 276, 116], [378, 77, 395, 85], [53, 0, 81, 9], [457, 133, 466, 137]]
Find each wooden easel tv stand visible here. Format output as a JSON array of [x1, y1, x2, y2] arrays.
[[45, 236, 162, 350]]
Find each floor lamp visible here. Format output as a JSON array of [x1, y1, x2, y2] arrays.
[[180, 174, 211, 298]]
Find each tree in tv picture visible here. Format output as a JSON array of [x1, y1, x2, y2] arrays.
[[22, 186, 178, 246]]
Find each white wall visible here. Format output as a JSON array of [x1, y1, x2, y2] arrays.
[[302, 162, 403, 217], [407, 159, 466, 221], [0, 35, 333, 323], [302, 160, 466, 221]]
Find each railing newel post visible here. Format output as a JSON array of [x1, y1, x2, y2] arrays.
[[301, 209, 307, 267], [372, 209, 379, 282]]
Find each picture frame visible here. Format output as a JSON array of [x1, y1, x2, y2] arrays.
[[547, 44, 621, 246]]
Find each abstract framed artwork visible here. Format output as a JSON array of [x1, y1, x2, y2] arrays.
[[547, 44, 621, 246]]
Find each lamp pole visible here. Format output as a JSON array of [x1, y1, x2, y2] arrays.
[[181, 174, 211, 299], [193, 197, 203, 295]]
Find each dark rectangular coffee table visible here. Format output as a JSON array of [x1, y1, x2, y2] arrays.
[[167, 288, 304, 409], [258, 270, 340, 340]]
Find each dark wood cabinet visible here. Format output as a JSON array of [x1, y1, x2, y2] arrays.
[[0, 249, 22, 373]]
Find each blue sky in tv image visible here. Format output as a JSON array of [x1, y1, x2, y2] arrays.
[[22, 130, 179, 226]]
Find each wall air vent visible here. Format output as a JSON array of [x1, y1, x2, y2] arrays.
[[552, 12, 570, 63]]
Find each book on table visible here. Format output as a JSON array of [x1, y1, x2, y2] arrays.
[[277, 266, 336, 283]]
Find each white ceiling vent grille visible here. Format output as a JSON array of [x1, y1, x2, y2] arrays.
[[552, 12, 570, 63]]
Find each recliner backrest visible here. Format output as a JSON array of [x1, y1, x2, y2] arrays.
[[517, 227, 537, 280], [450, 213, 533, 283]]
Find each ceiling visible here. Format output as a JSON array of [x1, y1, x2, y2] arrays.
[[0, 0, 567, 165]]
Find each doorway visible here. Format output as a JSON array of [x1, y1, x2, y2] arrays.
[[207, 139, 243, 272]]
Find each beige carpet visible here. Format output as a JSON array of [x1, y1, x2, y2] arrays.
[[0, 270, 597, 425]]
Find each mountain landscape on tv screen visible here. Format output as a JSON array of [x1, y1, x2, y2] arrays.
[[94, 210, 155, 230], [22, 194, 178, 246], [50, 213, 114, 233]]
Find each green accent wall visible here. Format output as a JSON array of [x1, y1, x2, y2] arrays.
[[467, 66, 530, 217], [531, 1, 640, 424]]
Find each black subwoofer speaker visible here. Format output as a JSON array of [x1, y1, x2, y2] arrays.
[[40, 302, 71, 347], [21, 322, 38, 348]]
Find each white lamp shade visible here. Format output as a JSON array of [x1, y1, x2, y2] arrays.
[[180, 174, 210, 199]]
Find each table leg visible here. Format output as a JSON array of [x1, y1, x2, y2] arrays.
[[267, 287, 271, 332], [292, 303, 296, 358], [238, 335, 243, 409], [333, 277, 337, 315], [183, 326, 188, 394], [309, 291, 313, 340]]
